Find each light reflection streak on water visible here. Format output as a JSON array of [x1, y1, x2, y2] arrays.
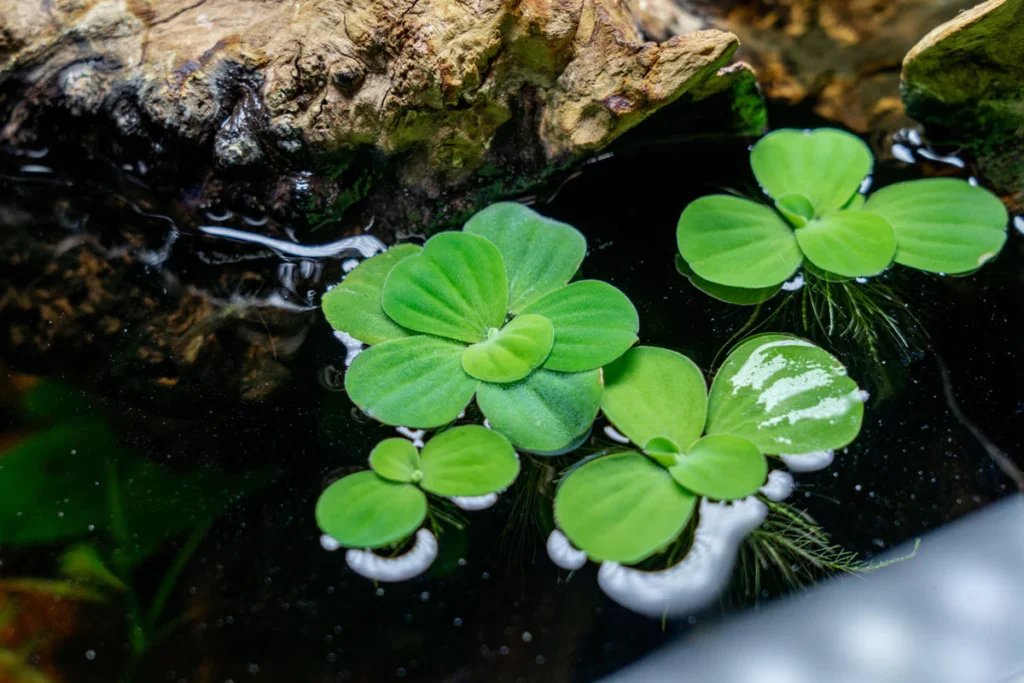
[[199, 225, 385, 260]]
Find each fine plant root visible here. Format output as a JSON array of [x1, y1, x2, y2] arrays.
[[737, 499, 922, 603], [737, 499, 863, 601]]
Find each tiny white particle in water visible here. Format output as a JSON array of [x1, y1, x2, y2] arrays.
[[85, 650, 96, 660], [420, 591, 430, 602], [375, 588, 385, 596], [453, 617, 463, 626], [522, 631, 533, 643]]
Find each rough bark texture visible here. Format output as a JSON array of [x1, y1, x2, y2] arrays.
[[901, 0, 1024, 200], [0, 0, 763, 236]]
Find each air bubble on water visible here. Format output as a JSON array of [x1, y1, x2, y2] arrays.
[[603, 425, 630, 444], [342, 258, 360, 273]]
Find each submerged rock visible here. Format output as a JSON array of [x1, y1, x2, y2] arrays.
[[901, 0, 1024, 200], [0, 0, 765, 236]]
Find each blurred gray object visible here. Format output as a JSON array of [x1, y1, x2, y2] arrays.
[[603, 495, 1024, 683]]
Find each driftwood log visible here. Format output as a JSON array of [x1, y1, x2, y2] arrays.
[[1, 0, 764, 235]]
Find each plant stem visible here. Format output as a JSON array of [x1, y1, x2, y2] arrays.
[[143, 521, 211, 636]]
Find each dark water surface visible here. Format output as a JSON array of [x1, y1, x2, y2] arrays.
[[0, 113, 1022, 682]]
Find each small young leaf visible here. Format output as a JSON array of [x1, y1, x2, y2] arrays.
[[321, 245, 421, 344], [369, 438, 422, 483], [750, 128, 873, 216], [862, 178, 1008, 274], [315, 471, 427, 549], [382, 233, 508, 344], [677, 195, 803, 288], [476, 368, 602, 453], [464, 202, 587, 313], [668, 434, 766, 500], [707, 334, 865, 454], [461, 314, 554, 383], [346, 336, 479, 428], [520, 280, 639, 372], [419, 425, 520, 497], [643, 437, 683, 468], [675, 255, 781, 305], [794, 210, 896, 278], [775, 194, 814, 228], [554, 452, 696, 564], [601, 346, 707, 453]]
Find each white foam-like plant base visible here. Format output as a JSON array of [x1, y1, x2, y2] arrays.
[[450, 493, 498, 510], [780, 450, 835, 473], [596, 497, 768, 618], [345, 528, 438, 582], [333, 331, 364, 366], [547, 530, 588, 570], [759, 470, 795, 501]]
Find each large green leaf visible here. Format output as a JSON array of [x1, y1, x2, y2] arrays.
[[461, 314, 554, 383], [369, 438, 422, 483], [315, 472, 427, 549], [419, 425, 520, 497], [0, 419, 110, 545], [601, 346, 707, 453], [554, 452, 696, 564], [321, 244, 421, 344], [382, 233, 508, 343], [476, 368, 602, 453], [676, 195, 803, 288], [862, 178, 1008, 274], [519, 280, 639, 372], [668, 434, 766, 500], [345, 335, 479, 428], [707, 334, 865, 454], [675, 255, 781, 305], [750, 128, 873, 216], [794, 210, 896, 278], [463, 202, 587, 313]]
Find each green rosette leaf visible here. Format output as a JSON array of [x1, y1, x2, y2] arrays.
[[315, 471, 427, 549], [476, 368, 602, 453], [321, 244, 421, 344], [675, 255, 781, 305], [751, 128, 873, 216], [668, 434, 766, 500], [601, 346, 707, 453], [464, 202, 587, 313], [795, 210, 896, 278], [461, 314, 554, 383], [677, 195, 803, 289], [345, 336, 479, 428], [554, 452, 697, 564], [519, 280, 639, 372], [369, 438, 422, 483], [863, 178, 1008, 274], [707, 334, 865, 455], [419, 426, 520, 497], [382, 232, 508, 343]]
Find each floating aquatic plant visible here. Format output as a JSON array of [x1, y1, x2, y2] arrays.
[[322, 202, 639, 452], [315, 426, 520, 550], [554, 334, 865, 564], [676, 128, 1009, 305]]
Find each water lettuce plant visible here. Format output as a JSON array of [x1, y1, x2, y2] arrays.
[[554, 334, 864, 564], [322, 202, 639, 452], [676, 128, 1009, 304], [315, 426, 519, 548]]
